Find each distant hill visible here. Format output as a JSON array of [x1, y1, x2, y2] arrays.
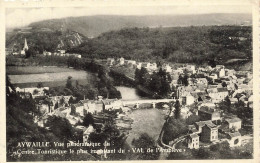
[[27, 14, 252, 38], [6, 27, 88, 53], [67, 25, 252, 65]]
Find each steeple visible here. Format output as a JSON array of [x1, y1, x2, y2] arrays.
[[23, 38, 28, 51]]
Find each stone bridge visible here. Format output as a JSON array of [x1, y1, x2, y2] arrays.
[[122, 99, 176, 108]]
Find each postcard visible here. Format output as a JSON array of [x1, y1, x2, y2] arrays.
[[0, 0, 259, 162]]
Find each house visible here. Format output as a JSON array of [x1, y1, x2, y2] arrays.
[[36, 98, 51, 114], [17, 92, 32, 99], [209, 73, 218, 80], [80, 99, 104, 114], [136, 62, 142, 69], [219, 68, 225, 77], [186, 65, 196, 74], [71, 103, 84, 116], [149, 63, 157, 71], [43, 51, 52, 56], [198, 106, 221, 122], [125, 60, 136, 65], [192, 92, 211, 103], [162, 64, 172, 73], [180, 106, 193, 119], [49, 95, 73, 108], [196, 78, 208, 86], [188, 125, 199, 134], [201, 123, 218, 142], [141, 62, 151, 69], [58, 50, 66, 54], [66, 115, 82, 125], [182, 94, 195, 106], [227, 132, 242, 147], [248, 95, 253, 108], [82, 100, 96, 114], [170, 80, 178, 88], [216, 65, 225, 69], [198, 102, 216, 109], [107, 58, 115, 66], [207, 87, 228, 103], [83, 125, 95, 143], [186, 133, 200, 149], [35, 114, 50, 127], [119, 57, 125, 65], [229, 98, 238, 104], [102, 99, 123, 111], [226, 69, 236, 76], [15, 87, 49, 98], [224, 117, 241, 131], [194, 120, 217, 133]]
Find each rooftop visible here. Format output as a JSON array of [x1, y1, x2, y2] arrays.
[[195, 120, 217, 128], [189, 133, 199, 139], [228, 131, 241, 138], [225, 117, 241, 123]]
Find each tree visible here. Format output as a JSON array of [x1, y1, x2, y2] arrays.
[[235, 101, 252, 119], [25, 47, 36, 58], [163, 118, 188, 144], [99, 87, 109, 99], [177, 75, 183, 85], [183, 75, 189, 86], [68, 96, 74, 105], [134, 68, 140, 83], [139, 67, 150, 86], [174, 100, 181, 119], [208, 58, 216, 68], [132, 133, 160, 160], [54, 102, 59, 110], [88, 124, 128, 160], [66, 76, 73, 89], [222, 82, 227, 87], [59, 96, 65, 106], [219, 96, 231, 113], [82, 113, 94, 127], [186, 114, 200, 125], [75, 80, 79, 89], [33, 89, 39, 95], [37, 82, 43, 88], [45, 115, 73, 139]]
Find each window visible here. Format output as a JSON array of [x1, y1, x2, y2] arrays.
[[212, 136, 214, 139]]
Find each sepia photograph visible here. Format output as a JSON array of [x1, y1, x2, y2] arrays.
[[2, 0, 258, 162]]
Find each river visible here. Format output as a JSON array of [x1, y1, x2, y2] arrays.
[[115, 86, 166, 147]]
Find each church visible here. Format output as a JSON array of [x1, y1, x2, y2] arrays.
[[20, 38, 29, 55]]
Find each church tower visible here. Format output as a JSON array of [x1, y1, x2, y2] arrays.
[[23, 38, 29, 51]]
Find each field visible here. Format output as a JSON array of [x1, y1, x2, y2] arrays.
[[6, 66, 77, 75], [7, 66, 97, 88]]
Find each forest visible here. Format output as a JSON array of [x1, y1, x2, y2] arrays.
[[68, 26, 252, 65]]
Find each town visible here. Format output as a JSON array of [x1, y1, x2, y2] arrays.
[[7, 37, 253, 159]]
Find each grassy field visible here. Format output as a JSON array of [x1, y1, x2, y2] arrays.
[[6, 66, 77, 75], [7, 66, 98, 88]]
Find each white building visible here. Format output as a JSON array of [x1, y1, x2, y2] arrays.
[[219, 68, 225, 78], [83, 124, 95, 143], [119, 57, 125, 65]]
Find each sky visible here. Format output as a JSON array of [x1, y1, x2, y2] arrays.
[[5, 2, 252, 28]]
